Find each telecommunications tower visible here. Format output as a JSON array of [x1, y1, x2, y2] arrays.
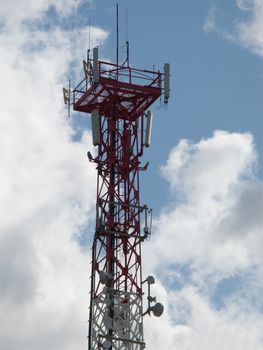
[[64, 6, 170, 350]]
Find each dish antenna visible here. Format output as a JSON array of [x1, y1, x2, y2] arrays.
[[99, 271, 113, 285], [142, 275, 165, 317], [102, 340, 111, 349], [149, 302, 164, 317]]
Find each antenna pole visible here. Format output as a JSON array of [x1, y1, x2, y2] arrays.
[[88, 16, 91, 52], [116, 3, 119, 77], [126, 7, 128, 42], [68, 79, 71, 118], [126, 7, 129, 66]]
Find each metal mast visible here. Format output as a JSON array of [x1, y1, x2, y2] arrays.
[[64, 11, 170, 350]]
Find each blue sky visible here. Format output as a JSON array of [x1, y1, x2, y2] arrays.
[[67, 0, 263, 212], [0, 1, 262, 350]]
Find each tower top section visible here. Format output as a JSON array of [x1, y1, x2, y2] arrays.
[[68, 47, 170, 120]]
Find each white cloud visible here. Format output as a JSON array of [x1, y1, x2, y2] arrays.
[[144, 285, 263, 350], [0, 0, 85, 28], [203, 1, 263, 59], [203, 6, 216, 33], [0, 2, 108, 349], [236, 0, 255, 11], [148, 131, 260, 276], [142, 130, 263, 349], [1, 1, 263, 349], [235, 0, 263, 58]]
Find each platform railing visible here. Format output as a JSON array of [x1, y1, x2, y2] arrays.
[[73, 61, 163, 104]]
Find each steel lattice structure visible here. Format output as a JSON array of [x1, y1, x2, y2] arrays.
[[65, 47, 169, 350]]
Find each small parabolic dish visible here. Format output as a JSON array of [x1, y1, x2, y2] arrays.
[[151, 302, 164, 317]]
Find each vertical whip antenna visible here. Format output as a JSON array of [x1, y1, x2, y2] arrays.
[[88, 16, 91, 52], [87, 16, 91, 74], [126, 7, 128, 42], [116, 3, 119, 70], [126, 7, 129, 66]]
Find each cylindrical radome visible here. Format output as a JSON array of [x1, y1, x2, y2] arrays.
[[145, 110, 153, 148], [93, 47, 99, 83], [164, 63, 170, 102], [91, 109, 100, 146]]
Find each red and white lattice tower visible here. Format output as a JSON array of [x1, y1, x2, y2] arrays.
[[64, 36, 170, 350]]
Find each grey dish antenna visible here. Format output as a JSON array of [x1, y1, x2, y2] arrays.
[[149, 302, 164, 317]]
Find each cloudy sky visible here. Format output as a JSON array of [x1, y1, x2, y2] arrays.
[[0, 1, 262, 349]]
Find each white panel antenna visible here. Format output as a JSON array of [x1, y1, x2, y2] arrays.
[[93, 47, 99, 83], [145, 110, 153, 148], [63, 79, 71, 118], [82, 59, 88, 78], [63, 87, 69, 104], [164, 63, 170, 104], [91, 109, 101, 146]]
